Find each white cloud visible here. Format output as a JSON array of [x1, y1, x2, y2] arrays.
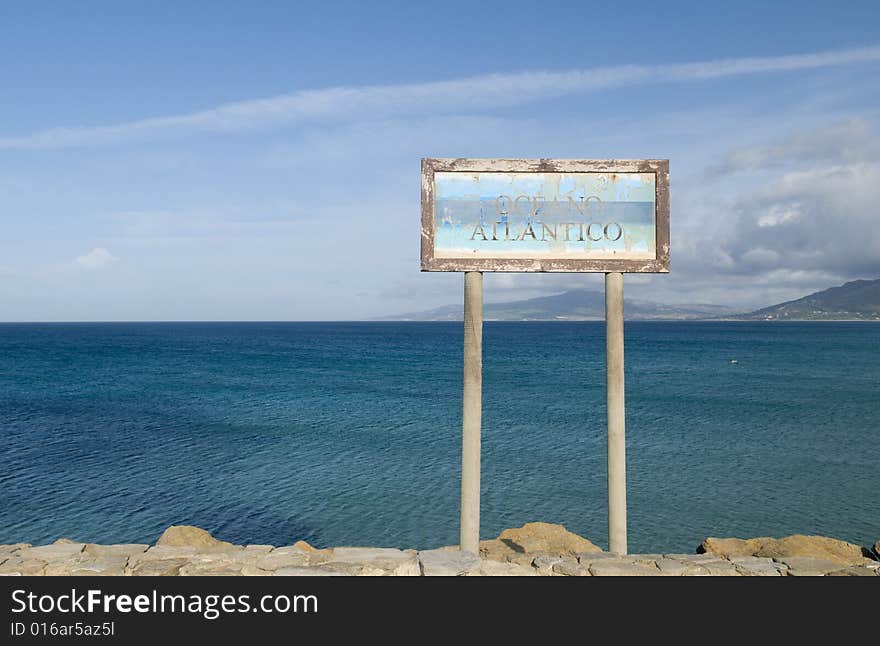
[[2, 45, 879, 150], [757, 203, 802, 227], [457, 117, 880, 313], [76, 247, 118, 269], [710, 117, 879, 175]]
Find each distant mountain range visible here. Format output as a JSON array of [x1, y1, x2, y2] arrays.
[[382, 288, 735, 321], [382, 278, 880, 321], [735, 279, 880, 321]]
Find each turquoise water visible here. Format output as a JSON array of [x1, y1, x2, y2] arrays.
[[1, 321, 877, 553]]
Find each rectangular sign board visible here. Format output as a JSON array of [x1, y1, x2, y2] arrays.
[[421, 158, 669, 272]]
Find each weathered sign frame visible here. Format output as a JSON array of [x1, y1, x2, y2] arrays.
[[421, 157, 670, 557], [421, 158, 670, 273]]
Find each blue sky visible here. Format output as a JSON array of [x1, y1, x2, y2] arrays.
[[1, 1, 879, 320]]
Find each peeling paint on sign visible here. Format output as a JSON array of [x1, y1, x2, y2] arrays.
[[421, 159, 669, 273]]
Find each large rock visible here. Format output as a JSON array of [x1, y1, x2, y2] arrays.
[[156, 526, 238, 552], [874, 539, 879, 559], [480, 522, 602, 562], [699, 535, 868, 566]]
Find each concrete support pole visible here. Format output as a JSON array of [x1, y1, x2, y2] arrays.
[[605, 271, 627, 555], [460, 271, 483, 554]]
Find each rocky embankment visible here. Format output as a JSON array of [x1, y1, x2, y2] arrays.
[[1, 523, 878, 576]]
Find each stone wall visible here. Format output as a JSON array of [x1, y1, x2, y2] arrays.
[[1, 522, 877, 577]]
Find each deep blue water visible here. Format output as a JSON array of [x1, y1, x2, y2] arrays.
[[1, 321, 878, 553]]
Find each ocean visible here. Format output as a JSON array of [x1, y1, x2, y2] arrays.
[[1, 321, 877, 553]]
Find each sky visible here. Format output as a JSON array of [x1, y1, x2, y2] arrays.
[[1, 1, 879, 321]]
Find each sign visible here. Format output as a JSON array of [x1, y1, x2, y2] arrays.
[[421, 158, 669, 273]]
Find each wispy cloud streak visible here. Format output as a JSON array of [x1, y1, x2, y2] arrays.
[[3, 45, 880, 150]]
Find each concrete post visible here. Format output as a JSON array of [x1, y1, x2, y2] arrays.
[[460, 271, 483, 554], [605, 271, 627, 555]]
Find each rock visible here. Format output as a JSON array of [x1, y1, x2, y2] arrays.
[[178, 561, 257, 576], [827, 565, 878, 577], [322, 562, 392, 576], [667, 553, 723, 563], [254, 547, 312, 571], [418, 549, 481, 576], [15, 528, 875, 577], [84, 544, 149, 558], [156, 526, 238, 552], [293, 540, 319, 553], [578, 552, 629, 567], [129, 558, 191, 576], [513, 552, 544, 567], [329, 547, 405, 561], [699, 537, 758, 558], [655, 558, 710, 576], [589, 559, 661, 576], [21, 543, 85, 560], [532, 555, 564, 575], [652, 559, 687, 576], [478, 539, 518, 562], [126, 546, 198, 575], [552, 558, 590, 576], [328, 547, 420, 576], [699, 535, 868, 566], [631, 554, 664, 562], [46, 557, 128, 576], [482, 523, 602, 562], [0, 544, 31, 555], [695, 560, 741, 576], [776, 556, 842, 576], [477, 560, 536, 576], [874, 539, 880, 560], [136, 545, 197, 560], [274, 566, 348, 576], [729, 556, 782, 576], [72, 559, 129, 576], [0, 557, 46, 576]]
